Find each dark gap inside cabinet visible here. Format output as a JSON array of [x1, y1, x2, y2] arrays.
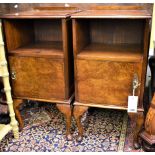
[[3, 19, 63, 58], [76, 19, 145, 62]]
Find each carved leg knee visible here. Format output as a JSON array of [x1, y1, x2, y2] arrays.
[[128, 112, 144, 149], [13, 99, 24, 130], [56, 104, 72, 141], [73, 105, 88, 142]]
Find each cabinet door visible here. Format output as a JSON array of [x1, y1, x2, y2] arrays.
[[36, 58, 65, 100], [76, 59, 142, 107], [9, 56, 65, 100], [9, 56, 38, 98]]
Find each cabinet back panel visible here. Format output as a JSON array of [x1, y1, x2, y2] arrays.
[[34, 19, 62, 42], [76, 19, 144, 45], [90, 19, 144, 44]]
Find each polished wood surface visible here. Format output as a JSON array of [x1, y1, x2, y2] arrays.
[[77, 43, 143, 62], [34, 19, 62, 42], [89, 19, 144, 44], [73, 18, 145, 56], [56, 103, 73, 140], [72, 19, 90, 56], [71, 9, 151, 19], [128, 112, 144, 149], [72, 7, 150, 148], [62, 19, 74, 99], [3, 19, 63, 51], [9, 56, 65, 100], [1, 8, 76, 135], [73, 105, 88, 142], [8, 41, 63, 58], [74, 101, 144, 112], [0, 4, 152, 15], [139, 19, 150, 109], [0, 7, 81, 19], [0, 5, 151, 146], [76, 59, 142, 107], [3, 19, 34, 51]]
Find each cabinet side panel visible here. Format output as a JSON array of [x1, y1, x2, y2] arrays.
[[62, 19, 74, 99], [139, 19, 150, 108], [72, 19, 90, 56]]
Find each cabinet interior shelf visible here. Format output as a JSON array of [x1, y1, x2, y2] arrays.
[[77, 43, 143, 62], [8, 41, 63, 58]]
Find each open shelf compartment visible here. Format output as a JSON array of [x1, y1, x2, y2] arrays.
[[74, 18, 145, 62], [3, 19, 64, 58]]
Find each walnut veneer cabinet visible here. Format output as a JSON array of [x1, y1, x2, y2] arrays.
[[0, 7, 79, 140], [71, 7, 151, 148]]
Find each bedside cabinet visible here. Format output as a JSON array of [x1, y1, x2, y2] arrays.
[[71, 7, 151, 148], [1, 7, 78, 140]]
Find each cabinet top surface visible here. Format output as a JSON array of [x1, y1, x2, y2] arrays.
[[71, 9, 151, 19], [0, 7, 81, 19]]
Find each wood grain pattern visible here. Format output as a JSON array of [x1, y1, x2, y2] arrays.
[[71, 9, 151, 19], [76, 59, 142, 107], [89, 19, 144, 44], [139, 19, 150, 109], [74, 101, 144, 111], [34, 19, 62, 42], [73, 19, 145, 59], [71, 7, 150, 148], [128, 111, 144, 149], [9, 56, 37, 98], [77, 43, 143, 62], [3, 19, 34, 51], [3, 17, 74, 101], [8, 41, 63, 58], [9, 56, 65, 100], [1, 4, 152, 15], [0, 9, 81, 19], [72, 19, 90, 57], [37, 58, 65, 100]]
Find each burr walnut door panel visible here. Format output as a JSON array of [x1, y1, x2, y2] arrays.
[[9, 56, 65, 100], [36, 58, 65, 100], [9, 56, 38, 98], [76, 59, 142, 107]]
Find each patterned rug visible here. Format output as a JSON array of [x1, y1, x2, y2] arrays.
[[0, 101, 129, 152]]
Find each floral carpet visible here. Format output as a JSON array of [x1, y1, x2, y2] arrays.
[[0, 101, 139, 152]]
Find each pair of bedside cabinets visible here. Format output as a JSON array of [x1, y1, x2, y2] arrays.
[[0, 6, 151, 148]]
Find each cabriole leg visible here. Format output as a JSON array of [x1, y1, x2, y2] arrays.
[[128, 111, 144, 149], [56, 104, 72, 140], [13, 99, 24, 130], [73, 105, 88, 142]]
